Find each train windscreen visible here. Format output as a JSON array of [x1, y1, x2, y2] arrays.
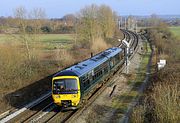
[[53, 79, 78, 94]]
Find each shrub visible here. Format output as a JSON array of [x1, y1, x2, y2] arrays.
[[90, 37, 111, 53], [53, 48, 75, 69], [130, 105, 146, 123], [41, 26, 52, 33], [130, 26, 180, 123]]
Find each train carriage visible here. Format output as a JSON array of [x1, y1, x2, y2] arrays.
[[52, 47, 125, 109]]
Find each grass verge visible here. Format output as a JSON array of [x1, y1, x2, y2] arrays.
[[110, 40, 152, 121]]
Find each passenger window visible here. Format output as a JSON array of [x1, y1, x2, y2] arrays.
[[87, 80, 90, 85], [83, 82, 86, 87]]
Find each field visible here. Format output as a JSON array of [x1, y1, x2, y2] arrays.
[[169, 26, 180, 39], [0, 34, 72, 41], [38, 34, 74, 49], [0, 34, 74, 51], [0, 33, 73, 43]]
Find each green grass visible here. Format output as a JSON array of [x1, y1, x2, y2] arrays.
[[0, 34, 74, 50], [38, 34, 73, 42], [169, 26, 180, 39], [0, 34, 73, 42], [0, 34, 13, 42], [129, 41, 151, 86], [38, 34, 74, 50], [110, 41, 152, 120]]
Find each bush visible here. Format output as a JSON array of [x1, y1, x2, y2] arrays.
[[53, 48, 75, 69], [0, 43, 52, 91], [25, 26, 34, 33], [130, 105, 146, 123], [152, 81, 179, 122], [130, 26, 180, 123], [90, 37, 110, 53], [41, 26, 52, 33], [54, 25, 74, 34]]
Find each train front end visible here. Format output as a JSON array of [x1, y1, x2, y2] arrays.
[[52, 76, 81, 108]]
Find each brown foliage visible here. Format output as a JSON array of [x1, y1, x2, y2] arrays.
[[53, 48, 75, 69], [0, 43, 52, 91], [131, 26, 180, 123], [75, 4, 118, 48], [90, 37, 110, 53]]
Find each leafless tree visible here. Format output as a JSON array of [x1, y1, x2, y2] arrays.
[[98, 4, 117, 38], [75, 4, 117, 48], [29, 8, 46, 34], [14, 6, 31, 61]]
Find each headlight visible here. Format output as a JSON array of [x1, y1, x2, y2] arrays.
[[55, 95, 60, 98]]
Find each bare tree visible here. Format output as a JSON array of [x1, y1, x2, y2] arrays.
[[29, 8, 46, 34], [13, 7, 47, 75], [98, 4, 116, 38], [148, 14, 161, 27], [63, 14, 76, 26], [76, 4, 101, 46], [14, 6, 31, 61], [75, 4, 117, 48]]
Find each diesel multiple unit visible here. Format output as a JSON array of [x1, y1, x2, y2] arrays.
[[52, 47, 125, 108]]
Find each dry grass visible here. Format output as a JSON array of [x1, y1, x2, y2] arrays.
[[130, 105, 146, 123], [130, 77, 180, 123], [151, 62, 180, 122], [0, 44, 51, 92], [0, 45, 25, 91], [151, 81, 179, 122], [0, 42, 56, 112], [53, 48, 75, 69], [130, 26, 180, 123], [90, 37, 111, 53]]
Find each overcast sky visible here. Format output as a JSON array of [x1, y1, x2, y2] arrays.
[[0, 0, 179, 18]]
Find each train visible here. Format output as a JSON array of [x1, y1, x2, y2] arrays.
[[52, 47, 126, 109]]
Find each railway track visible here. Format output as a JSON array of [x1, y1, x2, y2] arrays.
[[0, 92, 51, 123], [120, 29, 138, 51], [0, 30, 139, 123], [65, 30, 139, 122]]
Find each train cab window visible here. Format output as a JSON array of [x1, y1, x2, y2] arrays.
[[53, 79, 78, 94], [65, 79, 78, 91]]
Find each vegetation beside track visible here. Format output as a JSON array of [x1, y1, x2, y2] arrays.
[[110, 40, 151, 121], [130, 24, 180, 123], [0, 34, 74, 112]]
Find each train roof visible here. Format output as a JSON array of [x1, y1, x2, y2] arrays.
[[54, 47, 122, 77]]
